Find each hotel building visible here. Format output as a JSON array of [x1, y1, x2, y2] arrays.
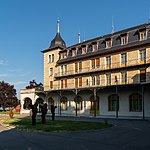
[[21, 20, 150, 118]]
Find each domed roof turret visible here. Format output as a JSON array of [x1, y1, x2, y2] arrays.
[[49, 19, 66, 49], [50, 32, 66, 48]]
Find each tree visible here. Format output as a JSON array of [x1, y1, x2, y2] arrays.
[[0, 81, 18, 111], [26, 80, 44, 91]]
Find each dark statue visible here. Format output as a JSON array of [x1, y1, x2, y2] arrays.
[[40, 103, 48, 124], [51, 105, 57, 121], [30, 102, 38, 126]]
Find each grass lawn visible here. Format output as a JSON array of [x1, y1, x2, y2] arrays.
[[0, 111, 20, 115], [2, 117, 112, 132]]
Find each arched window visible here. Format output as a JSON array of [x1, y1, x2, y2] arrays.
[[23, 98, 32, 110], [90, 96, 99, 113], [108, 94, 119, 111], [60, 96, 67, 111], [129, 93, 142, 112], [36, 98, 44, 112]]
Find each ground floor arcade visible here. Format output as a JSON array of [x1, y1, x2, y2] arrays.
[[20, 83, 150, 119]]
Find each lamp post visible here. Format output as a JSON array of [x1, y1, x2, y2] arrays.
[[115, 76, 118, 118]]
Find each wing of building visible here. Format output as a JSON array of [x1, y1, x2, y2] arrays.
[[20, 21, 150, 119]]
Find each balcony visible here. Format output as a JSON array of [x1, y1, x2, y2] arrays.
[[45, 74, 150, 91], [54, 57, 150, 78]]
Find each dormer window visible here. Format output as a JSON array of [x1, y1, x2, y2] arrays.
[[120, 33, 128, 45], [87, 44, 92, 53], [72, 48, 76, 56], [139, 29, 147, 41], [77, 47, 82, 55], [92, 42, 97, 51], [82, 46, 86, 54], [64, 52, 67, 58], [105, 38, 112, 48]]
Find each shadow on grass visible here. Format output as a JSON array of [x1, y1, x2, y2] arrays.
[[3, 117, 112, 132]]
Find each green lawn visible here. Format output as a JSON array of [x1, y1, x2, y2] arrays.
[[0, 111, 20, 115], [3, 118, 112, 132]]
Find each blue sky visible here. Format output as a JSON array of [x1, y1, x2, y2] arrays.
[[0, 0, 150, 98]]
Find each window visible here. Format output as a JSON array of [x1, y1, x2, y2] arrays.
[[92, 44, 97, 51], [86, 79, 89, 86], [52, 54, 54, 62], [108, 94, 119, 111], [64, 79, 67, 88], [92, 76, 95, 86], [106, 39, 112, 48], [49, 68, 53, 76], [106, 73, 111, 85], [79, 77, 82, 87], [50, 81, 53, 89], [72, 49, 76, 56], [75, 78, 78, 88], [79, 62, 82, 72], [68, 50, 72, 57], [61, 80, 63, 89], [139, 29, 147, 41], [61, 79, 67, 89], [64, 65, 67, 74], [139, 49, 146, 64], [77, 47, 82, 55], [91, 59, 95, 69], [106, 56, 111, 69], [64, 52, 67, 58], [121, 35, 128, 45], [96, 58, 100, 68], [87, 44, 92, 53], [121, 53, 127, 67], [75, 63, 78, 73], [61, 97, 67, 111], [48, 55, 51, 63], [121, 71, 127, 84], [96, 75, 100, 85], [129, 93, 142, 112], [140, 69, 146, 83], [61, 66, 63, 75], [48, 54, 54, 63], [82, 47, 86, 54]]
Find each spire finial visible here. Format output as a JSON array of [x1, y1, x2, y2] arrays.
[[78, 32, 81, 43], [112, 17, 114, 34], [57, 18, 60, 33]]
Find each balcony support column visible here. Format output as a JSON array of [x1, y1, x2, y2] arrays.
[[58, 90, 62, 115], [75, 89, 78, 116], [94, 88, 97, 117], [141, 84, 145, 119]]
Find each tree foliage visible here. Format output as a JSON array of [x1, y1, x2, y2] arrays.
[[0, 81, 18, 111], [26, 80, 43, 91]]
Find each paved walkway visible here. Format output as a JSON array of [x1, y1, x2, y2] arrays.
[[0, 114, 150, 150]]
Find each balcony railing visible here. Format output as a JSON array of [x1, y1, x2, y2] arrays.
[[54, 57, 150, 77], [44, 75, 150, 91]]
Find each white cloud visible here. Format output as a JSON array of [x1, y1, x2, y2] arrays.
[[0, 60, 8, 66], [0, 73, 10, 77]]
